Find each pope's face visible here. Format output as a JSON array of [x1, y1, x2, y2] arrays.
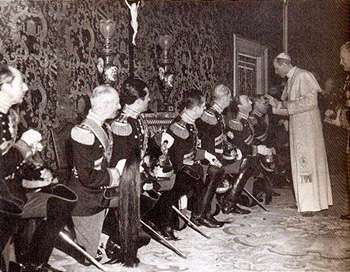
[[340, 49, 350, 72], [273, 60, 288, 78]]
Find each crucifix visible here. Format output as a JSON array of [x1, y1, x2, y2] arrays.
[[125, 0, 141, 46]]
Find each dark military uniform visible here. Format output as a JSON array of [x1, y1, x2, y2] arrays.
[[0, 108, 77, 270], [227, 112, 255, 157], [109, 110, 147, 168], [249, 109, 277, 204], [196, 104, 225, 161], [144, 113, 203, 233], [219, 112, 258, 214], [106, 107, 151, 263], [109, 108, 157, 217], [167, 114, 205, 172], [69, 111, 119, 257], [69, 113, 117, 216], [1, 108, 26, 261], [146, 111, 224, 232]]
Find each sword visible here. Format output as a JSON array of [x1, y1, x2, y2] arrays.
[[59, 232, 109, 272], [171, 205, 211, 239], [140, 219, 187, 259], [242, 188, 268, 211]]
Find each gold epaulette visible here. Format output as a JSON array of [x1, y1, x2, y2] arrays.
[[200, 109, 218, 125], [228, 118, 243, 131], [71, 124, 95, 145], [169, 121, 189, 139], [110, 114, 132, 136]]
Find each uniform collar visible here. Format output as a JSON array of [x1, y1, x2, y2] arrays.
[[181, 111, 196, 125], [237, 111, 249, 120], [287, 66, 297, 79], [212, 103, 223, 114], [251, 109, 263, 118], [87, 109, 104, 126], [123, 104, 140, 119]]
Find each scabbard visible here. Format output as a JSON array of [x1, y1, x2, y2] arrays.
[[172, 205, 211, 239], [140, 219, 187, 259], [59, 232, 109, 271]]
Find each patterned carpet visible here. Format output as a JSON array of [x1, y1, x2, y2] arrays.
[[49, 175, 350, 272]]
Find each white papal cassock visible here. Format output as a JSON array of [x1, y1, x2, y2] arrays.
[[283, 66, 333, 213]]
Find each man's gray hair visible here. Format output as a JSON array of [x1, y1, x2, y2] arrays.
[[90, 84, 118, 108], [212, 84, 231, 100]]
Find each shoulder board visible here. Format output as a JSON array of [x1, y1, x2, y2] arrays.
[[200, 109, 218, 125], [110, 115, 132, 136], [228, 119, 243, 131], [71, 125, 95, 145], [169, 121, 189, 139]]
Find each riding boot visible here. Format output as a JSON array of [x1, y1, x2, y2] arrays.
[[0, 198, 22, 272], [191, 166, 224, 228], [25, 185, 77, 267], [222, 159, 253, 215], [0, 198, 22, 253]]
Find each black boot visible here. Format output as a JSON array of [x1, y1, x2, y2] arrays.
[[1, 198, 22, 272], [24, 185, 77, 267], [222, 158, 254, 215], [0, 198, 22, 252], [191, 166, 224, 228]]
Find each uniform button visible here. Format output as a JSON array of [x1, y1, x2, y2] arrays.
[[2, 122, 5, 125], [2, 137, 5, 141], [99, 145, 102, 148], [134, 135, 138, 138]]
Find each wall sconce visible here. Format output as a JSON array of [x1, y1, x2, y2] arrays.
[[158, 34, 174, 67], [98, 19, 117, 85], [158, 35, 175, 112]]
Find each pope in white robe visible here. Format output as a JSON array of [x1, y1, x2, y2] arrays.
[[269, 53, 333, 213]]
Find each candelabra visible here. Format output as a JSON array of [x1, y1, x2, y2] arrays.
[[158, 35, 175, 112], [98, 19, 117, 85]]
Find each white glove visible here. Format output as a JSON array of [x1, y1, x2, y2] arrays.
[[142, 182, 153, 191], [257, 145, 272, 156], [116, 159, 126, 175], [205, 151, 222, 167], [20, 129, 43, 153], [236, 148, 243, 160]]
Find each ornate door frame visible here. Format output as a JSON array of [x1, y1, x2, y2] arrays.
[[233, 34, 268, 97]]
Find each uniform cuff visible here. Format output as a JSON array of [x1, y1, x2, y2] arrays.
[[13, 139, 33, 160], [252, 145, 258, 156], [107, 168, 120, 187]]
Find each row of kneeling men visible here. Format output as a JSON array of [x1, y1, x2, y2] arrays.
[[0, 66, 286, 271]]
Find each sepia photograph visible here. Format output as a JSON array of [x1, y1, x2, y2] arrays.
[[0, 0, 349, 271]]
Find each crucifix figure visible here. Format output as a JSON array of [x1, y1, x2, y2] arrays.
[[125, 0, 141, 46]]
